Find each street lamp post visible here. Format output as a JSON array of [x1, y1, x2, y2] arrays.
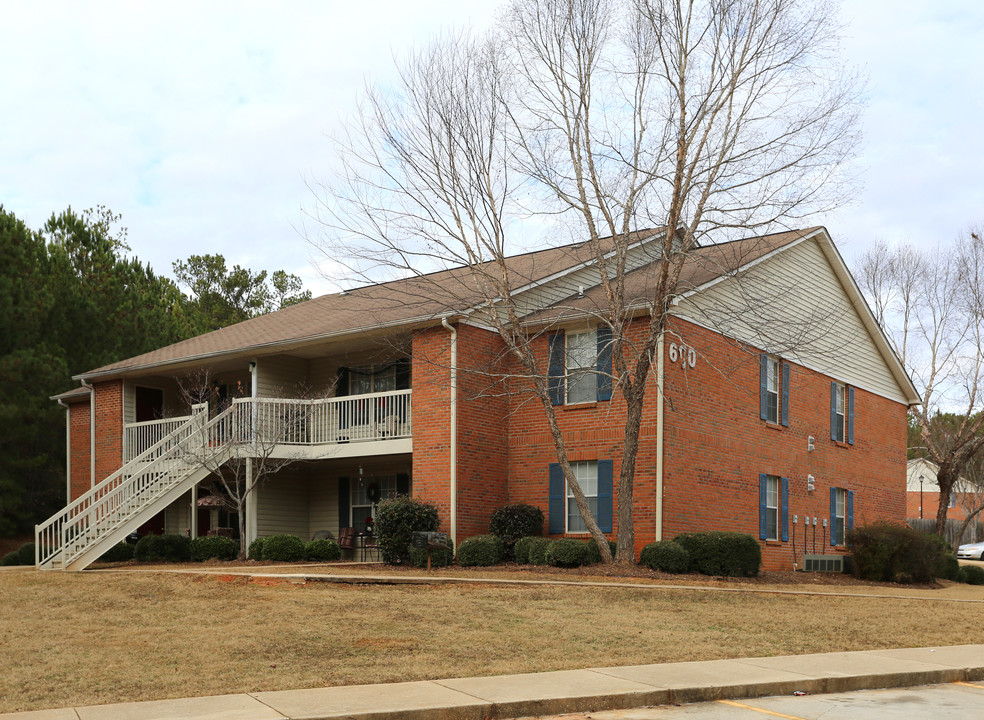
[[919, 474, 925, 519]]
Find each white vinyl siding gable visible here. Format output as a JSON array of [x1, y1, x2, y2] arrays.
[[674, 236, 909, 404]]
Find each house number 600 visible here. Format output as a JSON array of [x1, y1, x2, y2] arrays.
[[668, 342, 697, 369]]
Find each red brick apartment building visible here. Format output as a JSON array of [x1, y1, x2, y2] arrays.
[[40, 227, 919, 571]]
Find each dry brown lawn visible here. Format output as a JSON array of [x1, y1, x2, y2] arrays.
[[1, 566, 982, 714]]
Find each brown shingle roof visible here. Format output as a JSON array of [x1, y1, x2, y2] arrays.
[[77, 232, 650, 380], [77, 227, 812, 380]]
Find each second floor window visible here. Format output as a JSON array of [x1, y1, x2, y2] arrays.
[[830, 382, 854, 444], [759, 355, 789, 426], [548, 327, 613, 405]]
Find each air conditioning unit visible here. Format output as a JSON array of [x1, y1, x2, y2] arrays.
[[802, 554, 844, 573]]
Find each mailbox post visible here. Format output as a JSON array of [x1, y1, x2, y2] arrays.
[[412, 531, 450, 570]]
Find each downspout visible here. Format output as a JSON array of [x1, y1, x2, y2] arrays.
[[655, 331, 665, 541], [80, 379, 96, 488], [246, 360, 259, 546], [441, 317, 458, 549], [57, 399, 71, 504]]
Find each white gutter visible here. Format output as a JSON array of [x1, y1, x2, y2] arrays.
[[441, 317, 458, 549], [79, 379, 96, 488], [655, 331, 665, 541], [56, 399, 71, 503]]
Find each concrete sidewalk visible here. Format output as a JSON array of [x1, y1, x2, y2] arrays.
[[4, 645, 983, 720]]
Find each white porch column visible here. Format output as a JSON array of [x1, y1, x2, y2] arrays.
[[245, 460, 258, 546], [190, 484, 198, 539]]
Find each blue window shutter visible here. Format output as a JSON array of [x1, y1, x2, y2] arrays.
[[781, 477, 789, 542], [548, 463, 565, 534], [759, 355, 768, 420], [830, 382, 838, 441], [829, 487, 837, 546], [338, 477, 350, 529], [597, 460, 613, 533], [548, 333, 565, 406], [847, 490, 854, 533], [396, 473, 410, 496], [758, 473, 768, 540], [847, 386, 855, 445], [781, 363, 790, 427], [596, 326, 612, 402]]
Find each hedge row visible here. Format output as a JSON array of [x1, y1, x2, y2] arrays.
[[248, 535, 341, 562], [640, 532, 761, 577]]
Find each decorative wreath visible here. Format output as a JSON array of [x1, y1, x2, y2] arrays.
[[366, 483, 381, 503]]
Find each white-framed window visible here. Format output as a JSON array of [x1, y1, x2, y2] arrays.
[[566, 330, 597, 404], [765, 475, 780, 541], [833, 487, 846, 545], [566, 461, 599, 533], [765, 358, 780, 425], [350, 474, 398, 531], [833, 383, 846, 443]]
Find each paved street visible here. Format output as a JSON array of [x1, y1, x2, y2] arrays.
[[533, 681, 984, 720]]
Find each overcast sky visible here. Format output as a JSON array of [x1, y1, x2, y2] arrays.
[[2, 1, 982, 297]]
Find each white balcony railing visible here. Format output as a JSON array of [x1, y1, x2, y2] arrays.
[[123, 390, 412, 459]]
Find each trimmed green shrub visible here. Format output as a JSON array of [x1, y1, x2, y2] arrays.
[[513, 536, 537, 564], [672, 531, 760, 577], [457, 535, 506, 566], [248, 537, 265, 560], [489, 503, 544, 558], [134, 534, 191, 563], [409, 536, 454, 568], [305, 538, 342, 562], [190, 535, 239, 561], [262, 534, 305, 562], [847, 522, 950, 584], [0, 551, 21, 566], [98, 542, 136, 563], [375, 496, 440, 565], [938, 554, 961, 582], [547, 538, 591, 567], [526, 538, 552, 566], [16, 543, 35, 566], [640, 540, 691, 573], [584, 539, 618, 564], [960, 564, 984, 585]]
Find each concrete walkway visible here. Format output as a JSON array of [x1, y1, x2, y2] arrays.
[[4, 645, 982, 720]]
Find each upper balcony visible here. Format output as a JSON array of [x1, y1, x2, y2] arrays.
[[124, 389, 412, 462]]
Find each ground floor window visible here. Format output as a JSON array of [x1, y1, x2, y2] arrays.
[[566, 462, 598, 533], [351, 475, 398, 532], [829, 486, 854, 546], [758, 474, 788, 542]]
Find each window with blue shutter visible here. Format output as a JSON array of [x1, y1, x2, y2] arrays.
[[338, 477, 350, 529], [781, 477, 790, 541], [597, 460, 613, 533], [596, 327, 612, 402], [847, 386, 855, 445], [548, 463, 565, 533], [781, 363, 790, 427], [759, 356, 768, 421], [548, 334, 565, 406], [758, 473, 768, 540]]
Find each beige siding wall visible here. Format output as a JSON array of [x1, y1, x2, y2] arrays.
[[257, 467, 312, 538], [164, 492, 193, 535], [309, 473, 340, 537], [256, 356, 309, 398], [674, 236, 908, 403], [308, 358, 340, 397]]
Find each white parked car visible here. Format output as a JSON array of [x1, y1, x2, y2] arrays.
[[956, 541, 984, 560]]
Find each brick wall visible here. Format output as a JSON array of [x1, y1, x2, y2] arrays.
[[93, 380, 124, 486], [68, 397, 91, 501], [660, 317, 907, 570]]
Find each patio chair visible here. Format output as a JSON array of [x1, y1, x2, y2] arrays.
[[338, 527, 356, 559]]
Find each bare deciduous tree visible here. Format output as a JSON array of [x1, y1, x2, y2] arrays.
[[310, 0, 861, 562], [858, 229, 984, 542], [176, 371, 328, 557]]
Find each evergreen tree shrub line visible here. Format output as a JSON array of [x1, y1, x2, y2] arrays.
[[134, 534, 192, 563], [190, 535, 239, 562], [638, 533, 760, 577], [98, 541, 136, 563], [456, 535, 506, 566], [0, 542, 36, 566], [488, 503, 544, 558], [847, 522, 951, 585], [375, 495, 440, 565]]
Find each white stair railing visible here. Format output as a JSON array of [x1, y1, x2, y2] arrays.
[[124, 413, 199, 463], [35, 403, 240, 569]]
